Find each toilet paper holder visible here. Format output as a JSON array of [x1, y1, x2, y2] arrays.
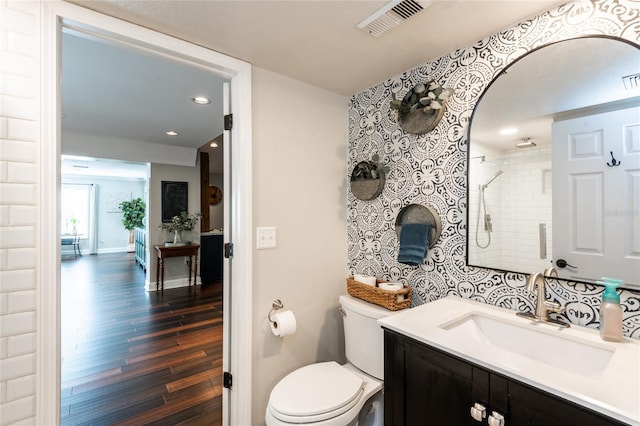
[[268, 299, 284, 323]]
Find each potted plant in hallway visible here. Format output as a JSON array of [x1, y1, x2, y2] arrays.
[[159, 211, 202, 246], [119, 197, 146, 252]]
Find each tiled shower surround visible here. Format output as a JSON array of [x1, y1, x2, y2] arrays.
[[347, 0, 640, 338]]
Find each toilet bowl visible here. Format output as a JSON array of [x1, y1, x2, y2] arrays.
[[265, 294, 396, 426], [265, 362, 382, 426]]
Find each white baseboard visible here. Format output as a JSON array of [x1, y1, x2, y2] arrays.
[[97, 247, 128, 254], [145, 276, 200, 292]]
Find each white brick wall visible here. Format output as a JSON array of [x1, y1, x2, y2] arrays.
[[0, 1, 40, 424]]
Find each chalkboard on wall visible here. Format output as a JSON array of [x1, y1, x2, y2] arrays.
[[161, 181, 188, 222]]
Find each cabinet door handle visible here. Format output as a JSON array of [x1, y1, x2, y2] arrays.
[[488, 411, 505, 426], [470, 403, 486, 422]]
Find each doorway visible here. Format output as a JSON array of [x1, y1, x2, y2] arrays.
[[40, 3, 253, 425]]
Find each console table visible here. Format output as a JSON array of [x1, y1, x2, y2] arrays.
[[153, 244, 200, 292]]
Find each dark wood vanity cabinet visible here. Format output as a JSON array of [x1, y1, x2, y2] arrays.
[[383, 330, 625, 426]]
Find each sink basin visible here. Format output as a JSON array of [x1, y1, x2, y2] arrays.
[[439, 312, 615, 378]]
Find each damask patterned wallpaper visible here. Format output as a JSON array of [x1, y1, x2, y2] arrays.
[[347, 0, 640, 338]]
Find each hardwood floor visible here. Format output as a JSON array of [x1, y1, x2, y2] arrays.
[[61, 252, 223, 426]]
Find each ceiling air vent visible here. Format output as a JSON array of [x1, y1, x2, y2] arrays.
[[357, 0, 429, 38]]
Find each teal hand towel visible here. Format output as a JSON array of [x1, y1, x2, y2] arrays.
[[398, 223, 431, 266]]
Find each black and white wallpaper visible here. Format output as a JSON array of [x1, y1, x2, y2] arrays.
[[347, 0, 640, 338]]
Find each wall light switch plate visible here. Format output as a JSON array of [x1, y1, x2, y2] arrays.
[[256, 226, 276, 249]]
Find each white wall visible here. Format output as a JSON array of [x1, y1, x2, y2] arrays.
[[251, 67, 348, 425]]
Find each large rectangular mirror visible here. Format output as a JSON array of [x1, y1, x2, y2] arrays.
[[467, 36, 640, 289]]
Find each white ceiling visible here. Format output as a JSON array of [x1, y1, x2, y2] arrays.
[[69, 0, 563, 96], [61, 0, 566, 176]]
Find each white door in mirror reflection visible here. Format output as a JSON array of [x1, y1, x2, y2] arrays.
[[552, 106, 640, 286]]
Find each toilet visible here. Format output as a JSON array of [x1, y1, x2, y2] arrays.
[[265, 294, 397, 426]]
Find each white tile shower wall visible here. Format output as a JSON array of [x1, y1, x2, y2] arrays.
[[347, 0, 640, 338], [500, 146, 552, 273], [0, 1, 40, 424]]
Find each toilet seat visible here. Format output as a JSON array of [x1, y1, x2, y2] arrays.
[[268, 361, 365, 423]]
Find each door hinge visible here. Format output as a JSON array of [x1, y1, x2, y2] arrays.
[[224, 114, 233, 131], [223, 371, 233, 389], [224, 242, 234, 258]]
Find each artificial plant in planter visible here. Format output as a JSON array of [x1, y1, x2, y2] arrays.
[[119, 197, 146, 248], [390, 80, 452, 134], [159, 211, 202, 245], [350, 154, 390, 201]]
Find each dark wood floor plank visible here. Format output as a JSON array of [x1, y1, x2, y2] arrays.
[[128, 318, 221, 342], [166, 366, 223, 393], [113, 384, 216, 426], [125, 340, 211, 365], [61, 252, 222, 425]]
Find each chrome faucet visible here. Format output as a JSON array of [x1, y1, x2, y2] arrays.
[[517, 267, 569, 327]]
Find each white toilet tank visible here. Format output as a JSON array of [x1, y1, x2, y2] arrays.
[[339, 294, 397, 381]]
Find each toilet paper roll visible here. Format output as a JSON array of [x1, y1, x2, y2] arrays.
[[378, 282, 403, 291], [378, 282, 405, 302], [354, 273, 377, 286], [270, 310, 297, 337]]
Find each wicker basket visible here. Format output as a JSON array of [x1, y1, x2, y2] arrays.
[[346, 277, 411, 311]]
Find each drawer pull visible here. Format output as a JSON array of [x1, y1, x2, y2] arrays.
[[470, 403, 486, 422], [488, 411, 505, 426]]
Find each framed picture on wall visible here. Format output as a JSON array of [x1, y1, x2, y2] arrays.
[[161, 181, 188, 222]]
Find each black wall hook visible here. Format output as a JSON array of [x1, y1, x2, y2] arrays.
[[607, 151, 621, 167]]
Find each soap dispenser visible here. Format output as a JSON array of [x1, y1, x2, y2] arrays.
[[598, 277, 623, 342]]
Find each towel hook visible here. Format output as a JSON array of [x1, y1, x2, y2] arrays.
[[606, 151, 621, 167], [268, 299, 284, 323]]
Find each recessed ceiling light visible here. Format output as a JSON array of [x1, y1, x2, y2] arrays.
[[499, 127, 518, 135], [210, 142, 218, 148], [192, 96, 211, 105], [166, 130, 179, 136]]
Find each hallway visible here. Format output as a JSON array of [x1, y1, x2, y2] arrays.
[[60, 253, 223, 425]]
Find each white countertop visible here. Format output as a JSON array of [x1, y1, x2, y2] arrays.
[[378, 296, 640, 425]]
